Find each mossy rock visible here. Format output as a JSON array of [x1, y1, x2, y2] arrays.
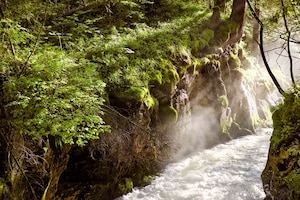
[[142, 175, 153, 185], [214, 20, 239, 44], [118, 178, 133, 194], [0, 178, 9, 199], [149, 70, 163, 86], [284, 169, 300, 196], [228, 51, 241, 68], [193, 28, 214, 50], [159, 105, 178, 124], [262, 91, 300, 199], [270, 92, 300, 149], [117, 86, 158, 109], [157, 59, 180, 94]]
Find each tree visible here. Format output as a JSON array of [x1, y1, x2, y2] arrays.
[[250, 0, 261, 55], [226, 0, 247, 46], [210, 0, 247, 46], [0, 2, 111, 198], [246, 0, 294, 95], [210, 0, 228, 27], [246, 0, 300, 199]]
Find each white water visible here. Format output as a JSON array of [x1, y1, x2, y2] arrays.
[[118, 129, 271, 200]]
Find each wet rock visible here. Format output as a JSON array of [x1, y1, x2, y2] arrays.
[[262, 93, 300, 199]]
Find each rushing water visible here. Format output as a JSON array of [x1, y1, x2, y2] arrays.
[[118, 129, 272, 200]]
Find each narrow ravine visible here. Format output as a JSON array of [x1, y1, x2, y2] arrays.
[[117, 129, 271, 200]]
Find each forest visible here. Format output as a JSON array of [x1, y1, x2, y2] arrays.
[[0, 0, 299, 199]]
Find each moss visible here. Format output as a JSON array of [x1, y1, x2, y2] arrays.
[[219, 95, 229, 108], [142, 175, 153, 184], [180, 34, 192, 46], [166, 67, 180, 90], [284, 169, 300, 195], [229, 50, 241, 68], [192, 29, 214, 50], [144, 95, 159, 109], [159, 105, 178, 124], [117, 87, 158, 109], [265, 91, 300, 198], [159, 59, 180, 93], [0, 178, 9, 198], [215, 20, 239, 44], [118, 178, 133, 194], [149, 70, 163, 86], [270, 92, 300, 149]]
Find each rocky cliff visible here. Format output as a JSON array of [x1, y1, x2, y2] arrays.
[[0, 1, 276, 199], [54, 45, 273, 199], [262, 92, 300, 200]]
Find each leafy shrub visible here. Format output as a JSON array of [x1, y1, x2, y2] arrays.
[[1, 20, 110, 147]]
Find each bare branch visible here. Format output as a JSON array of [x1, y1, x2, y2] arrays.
[[281, 0, 296, 87], [246, 0, 285, 95]]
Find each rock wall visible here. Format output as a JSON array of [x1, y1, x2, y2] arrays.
[[54, 45, 270, 199], [262, 93, 300, 200], [0, 43, 273, 200], [0, 1, 276, 199]]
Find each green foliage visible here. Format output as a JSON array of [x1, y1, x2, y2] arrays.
[[118, 178, 133, 193], [216, 20, 239, 44], [271, 91, 300, 149], [117, 87, 158, 108], [142, 175, 153, 184], [4, 47, 110, 146], [77, 6, 210, 106], [1, 19, 110, 147], [192, 29, 214, 50], [0, 0, 212, 146], [0, 19, 35, 45], [257, 0, 300, 41], [283, 169, 300, 195]]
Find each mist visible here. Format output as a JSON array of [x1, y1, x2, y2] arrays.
[[263, 40, 300, 90], [170, 49, 285, 161]]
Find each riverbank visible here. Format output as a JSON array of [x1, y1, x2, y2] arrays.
[[119, 129, 272, 200]]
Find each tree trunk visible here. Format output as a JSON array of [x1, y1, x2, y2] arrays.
[[251, 0, 260, 55], [42, 140, 71, 200], [209, 0, 228, 29], [224, 0, 247, 46]]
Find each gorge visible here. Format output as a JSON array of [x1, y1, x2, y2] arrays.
[[118, 129, 272, 200], [0, 0, 299, 200]]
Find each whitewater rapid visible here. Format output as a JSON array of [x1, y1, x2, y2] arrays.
[[118, 129, 271, 200]]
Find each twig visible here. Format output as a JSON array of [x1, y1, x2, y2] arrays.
[[281, 0, 296, 87], [19, 4, 49, 76], [246, 0, 285, 95], [102, 104, 154, 136], [1, 133, 38, 199]]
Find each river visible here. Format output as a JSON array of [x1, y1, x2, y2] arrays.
[[117, 128, 271, 200]]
